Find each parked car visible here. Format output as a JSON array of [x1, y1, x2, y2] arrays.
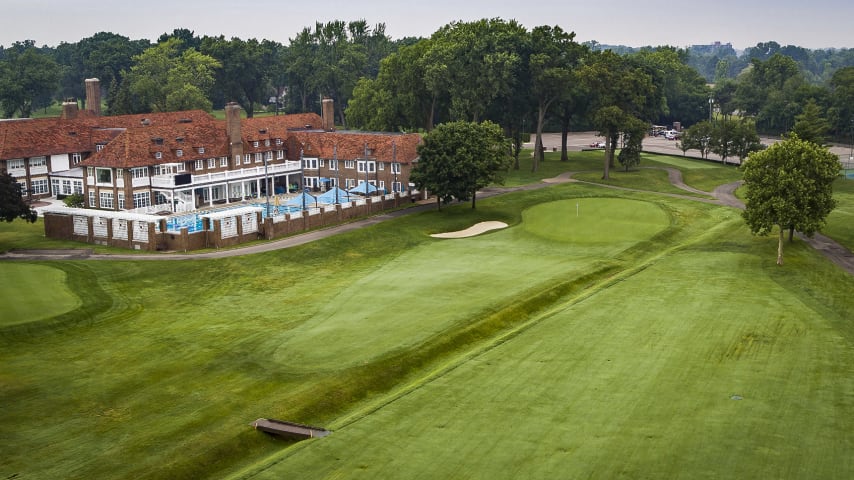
[[589, 141, 606, 148]]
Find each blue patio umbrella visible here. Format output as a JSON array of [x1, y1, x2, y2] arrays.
[[347, 181, 378, 195], [317, 187, 352, 204], [285, 191, 317, 209]]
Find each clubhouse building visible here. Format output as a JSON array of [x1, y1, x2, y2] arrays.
[[0, 80, 422, 251]]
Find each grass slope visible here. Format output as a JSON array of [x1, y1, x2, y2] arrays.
[[1, 150, 852, 480]]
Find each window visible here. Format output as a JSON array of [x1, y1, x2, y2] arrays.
[[99, 192, 114, 209], [253, 141, 260, 148], [208, 158, 216, 169], [176, 149, 183, 157], [29, 156, 47, 167], [265, 151, 273, 161], [176, 163, 185, 173], [7, 159, 24, 170], [244, 154, 251, 165], [234, 155, 241, 167], [198, 147, 205, 154], [87, 167, 95, 177], [31, 179, 49, 194], [344, 160, 355, 169], [96, 168, 112, 184], [379, 181, 386, 191], [133, 192, 151, 209], [302, 158, 318, 169], [17, 181, 27, 194], [264, 139, 270, 146], [195, 159, 204, 170], [51, 179, 60, 195], [357, 161, 376, 173], [276, 150, 284, 160], [276, 138, 283, 146], [155, 151, 163, 159], [391, 162, 401, 174], [392, 181, 402, 193], [89, 190, 95, 207], [255, 152, 263, 163], [71, 153, 83, 165], [329, 159, 338, 171], [319, 159, 325, 167], [95, 144, 105, 152], [73, 180, 83, 195], [118, 193, 125, 210], [220, 157, 228, 167], [345, 178, 356, 188], [131, 168, 148, 179]]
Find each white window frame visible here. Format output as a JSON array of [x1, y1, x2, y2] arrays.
[[198, 147, 205, 154], [95, 168, 112, 185], [220, 157, 228, 167], [329, 159, 338, 171], [118, 192, 125, 210], [208, 158, 216, 169], [133, 191, 151, 209], [276, 150, 284, 160], [131, 167, 148, 179], [176, 149, 184, 157], [255, 152, 263, 163], [8, 159, 25, 170], [155, 151, 163, 159], [302, 158, 318, 169], [71, 153, 83, 165], [31, 178, 49, 194], [195, 159, 204, 170], [99, 191, 114, 209], [244, 154, 251, 165], [357, 161, 376, 173], [344, 160, 355, 169], [29, 156, 47, 167]]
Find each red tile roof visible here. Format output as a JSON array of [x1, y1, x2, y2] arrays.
[[286, 130, 422, 164]]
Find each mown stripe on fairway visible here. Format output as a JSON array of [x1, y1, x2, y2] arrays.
[[236, 250, 854, 480]]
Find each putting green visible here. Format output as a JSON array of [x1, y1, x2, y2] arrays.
[[523, 198, 670, 244], [0, 264, 81, 327]]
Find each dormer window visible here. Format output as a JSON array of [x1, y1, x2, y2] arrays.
[[95, 144, 105, 152], [276, 138, 283, 146], [259, 129, 267, 134], [265, 139, 270, 146], [153, 137, 164, 145], [176, 137, 184, 143], [155, 152, 163, 159], [176, 149, 183, 157], [253, 141, 260, 148], [198, 147, 205, 154]]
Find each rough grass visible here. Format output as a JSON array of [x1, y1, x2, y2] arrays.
[[824, 177, 854, 250]]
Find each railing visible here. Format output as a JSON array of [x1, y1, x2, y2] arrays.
[[149, 162, 301, 189]]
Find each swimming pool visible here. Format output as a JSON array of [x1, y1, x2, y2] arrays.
[[163, 204, 302, 233]]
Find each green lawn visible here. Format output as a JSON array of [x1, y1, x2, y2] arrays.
[[1, 149, 853, 480], [0, 263, 81, 327], [824, 177, 854, 250]]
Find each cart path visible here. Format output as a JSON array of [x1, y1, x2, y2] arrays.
[[4, 168, 854, 276]]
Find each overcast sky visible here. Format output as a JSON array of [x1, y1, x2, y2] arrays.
[[3, 0, 852, 51]]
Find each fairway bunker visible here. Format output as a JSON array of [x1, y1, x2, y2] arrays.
[[251, 418, 330, 440], [430, 221, 509, 239]]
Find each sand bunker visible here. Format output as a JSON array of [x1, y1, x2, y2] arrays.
[[430, 221, 509, 239]]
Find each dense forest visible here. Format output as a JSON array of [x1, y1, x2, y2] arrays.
[[2, 21, 853, 147]]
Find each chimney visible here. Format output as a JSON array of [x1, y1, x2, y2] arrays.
[[225, 102, 244, 162], [321, 97, 335, 131], [85, 78, 101, 116], [61, 100, 79, 120]]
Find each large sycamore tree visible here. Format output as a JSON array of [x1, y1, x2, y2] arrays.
[[411, 121, 511, 209], [741, 135, 839, 265]]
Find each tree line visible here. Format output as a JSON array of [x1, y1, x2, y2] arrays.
[[3, 20, 854, 155]]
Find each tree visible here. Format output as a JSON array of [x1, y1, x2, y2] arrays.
[[580, 50, 659, 179], [0, 41, 61, 118], [678, 120, 714, 158], [790, 99, 831, 145], [200, 36, 272, 117], [0, 173, 37, 223], [123, 38, 220, 112], [528, 25, 584, 171], [617, 117, 648, 171], [741, 135, 839, 265], [410, 121, 511, 209]]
